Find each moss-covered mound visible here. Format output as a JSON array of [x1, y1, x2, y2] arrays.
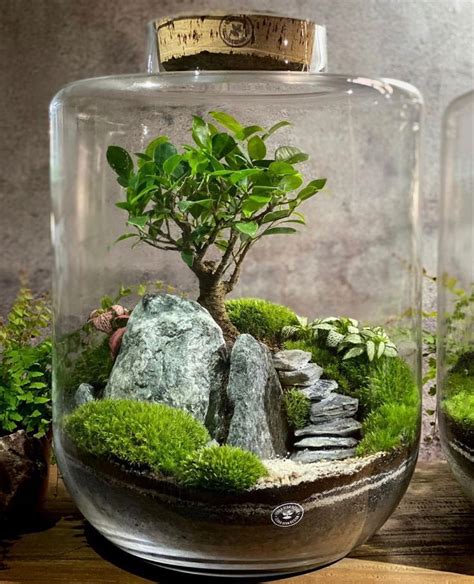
[[178, 445, 268, 492], [283, 388, 311, 429], [226, 298, 298, 346], [443, 388, 474, 429], [65, 399, 210, 475]]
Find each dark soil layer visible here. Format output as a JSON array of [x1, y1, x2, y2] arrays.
[[56, 436, 417, 575], [161, 52, 307, 71]]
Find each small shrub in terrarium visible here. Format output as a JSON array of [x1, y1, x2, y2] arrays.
[[51, 13, 422, 577]]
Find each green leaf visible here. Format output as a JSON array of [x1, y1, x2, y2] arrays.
[[242, 195, 272, 216], [366, 340, 376, 361], [127, 215, 148, 229], [262, 120, 291, 140], [106, 146, 133, 178], [343, 346, 365, 360], [247, 136, 267, 160], [275, 145, 309, 164], [263, 227, 297, 235], [279, 174, 303, 192], [298, 178, 327, 201], [144, 136, 170, 159], [163, 153, 183, 176], [377, 341, 386, 358], [230, 169, 261, 185], [192, 115, 211, 148], [239, 125, 264, 140], [181, 250, 194, 267], [269, 161, 297, 176], [209, 111, 243, 135], [212, 133, 237, 159], [115, 233, 138, 244], [178, 199, 213, 212], [262, 209, 291, 223], [235, 222, 258, 237], [154, 142, 178, 168]]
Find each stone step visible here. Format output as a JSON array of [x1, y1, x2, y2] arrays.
[[291, 448, 358, 463], [278, 363, 324, 387], [300, 379, 338, 401], [310, 393, 358, 422], [273, 349, 312, 371], [294, 436, 358, 449], [294, 418, 362, 438]]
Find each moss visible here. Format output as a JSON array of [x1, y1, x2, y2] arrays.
[[356, 401, 419, 455], [283, 388, 311, 429], [65, 399, 210, 476], [226, 298, 298, 346], [442, 371, 474, 429], [178, 445, 268, 492]]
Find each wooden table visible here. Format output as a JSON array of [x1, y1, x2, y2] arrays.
[[0, 462, 473, 583]]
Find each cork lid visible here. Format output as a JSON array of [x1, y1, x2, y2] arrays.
[[148, 14, 327, 73]]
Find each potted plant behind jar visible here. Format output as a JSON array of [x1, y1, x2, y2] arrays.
[[0, 281, 52, 522]]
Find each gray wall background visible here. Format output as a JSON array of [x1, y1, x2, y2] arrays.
[[1, 0, 473, 458]]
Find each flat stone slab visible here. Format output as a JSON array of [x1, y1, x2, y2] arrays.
[[300, 379, 338, 401], [278, 363, 323, 387], [290, 448, 358, 463], [310, 393, 359, 422], [294, 436, 359, 449], [294, 418, 362, 438], [273, 349, 312, 371]]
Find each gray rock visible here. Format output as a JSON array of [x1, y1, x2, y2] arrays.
[[75, 383, 95, 406], [226, 334, 288, 458], [104, 294, 227, 432], [273, 349, 312, 371], [310, 393, 359, 422], [278, 363, 323, 387], [300, 379, 338, 401], [294, 418, 362, 438], [294, 436, 358, 449], [290, 448, 358, 463]]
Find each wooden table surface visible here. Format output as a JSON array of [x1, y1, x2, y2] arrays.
[[0, 461, 473, 583]]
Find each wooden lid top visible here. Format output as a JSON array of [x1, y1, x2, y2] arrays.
[[152, 15, 325, 72]]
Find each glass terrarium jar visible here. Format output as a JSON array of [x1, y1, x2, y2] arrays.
[[437, 90, 474, 502], [50, 14, 423, 577]]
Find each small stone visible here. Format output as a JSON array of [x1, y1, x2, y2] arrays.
[[290, 448, 357, 463], [310, 393, 358, 422], [278, 363, 323, 386], [300, 379, 338, 400], [273, 349, 312, 371], [294, 418, 362, 438], [75, 383, 95, 406], [294, 436, 358, 449]]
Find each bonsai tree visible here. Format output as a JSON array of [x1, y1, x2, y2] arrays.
[[107, 111, 326, 339]]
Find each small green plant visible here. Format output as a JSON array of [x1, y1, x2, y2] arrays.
[[357, 401, 420, 455], [107, 111, 326, 339], [283, 388, 311, 429], [442, 389, 474, 429], [225, 298, 298, 346], [0, 284, 52, 438], [283, 316, 398, 361], [178, 445, 268, 491], [65, 399, 210, 475]]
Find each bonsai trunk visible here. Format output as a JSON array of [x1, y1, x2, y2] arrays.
[[197, 277, 239, 341]]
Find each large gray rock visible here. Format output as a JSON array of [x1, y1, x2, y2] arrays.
[[104, 294, 227, 431], [278, 363, 323, 387], [310, 393, 359, 422], [273, 349, 312, 371], [291, 448, 357, 463], [294, 436, 358, 449], [226, 334, 289, 458], [295, 419, 362, 438], [75, 383, 95, 406]]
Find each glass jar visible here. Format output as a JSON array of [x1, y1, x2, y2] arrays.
[[437, 90, 474, 502], [50, 13, 423, 577]]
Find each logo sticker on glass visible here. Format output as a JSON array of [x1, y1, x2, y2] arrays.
[[219, 16, 254, 48], [271, 503, 304, 527]]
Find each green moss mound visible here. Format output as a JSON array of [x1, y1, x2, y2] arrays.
[[65, 399, 210, 475], [178, 445, 268, 492], [442, 368, 474, 429], [226, 298, 298, 346], [283, 388, 311, 429]]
